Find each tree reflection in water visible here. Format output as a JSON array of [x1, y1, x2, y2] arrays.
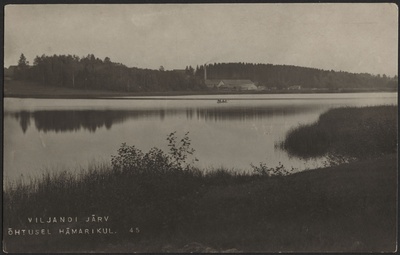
[[12, 110, 168, 133], [11, 105, 318, 133]]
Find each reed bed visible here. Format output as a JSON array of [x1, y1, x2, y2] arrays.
[[278, 105, 397, 160]]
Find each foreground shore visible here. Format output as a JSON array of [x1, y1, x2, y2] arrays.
[[4, 80, 397, 99], [110, 154, 397, 253], [3, 154, 397, 253]]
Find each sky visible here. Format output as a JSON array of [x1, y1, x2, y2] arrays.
[[4, 3, 398, 76]]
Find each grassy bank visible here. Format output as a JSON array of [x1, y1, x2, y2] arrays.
[[279, 105, 397, 160], [3, 155, 397, 252], [4, 80, 397, 99]]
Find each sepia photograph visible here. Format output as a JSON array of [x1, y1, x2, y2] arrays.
[[2, 3, 398, 253]]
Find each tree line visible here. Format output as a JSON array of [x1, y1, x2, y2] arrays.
[[13, 53, 397, 92], [202, 62, 398, 89], [14, 53, 204, 92]]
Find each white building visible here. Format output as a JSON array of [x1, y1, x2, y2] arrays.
[[217, 80, 257, 91], [205, 79, 222, 89]]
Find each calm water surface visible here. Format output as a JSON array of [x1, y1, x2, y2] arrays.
[[4, 93, 397, 181]]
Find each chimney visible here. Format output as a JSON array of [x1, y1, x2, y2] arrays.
[[204, 64, 207, 81]]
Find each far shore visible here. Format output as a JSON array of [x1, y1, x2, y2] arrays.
[[4, 80, 397, 99]]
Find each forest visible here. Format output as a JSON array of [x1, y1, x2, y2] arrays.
[[12, 54, 204, 92], [201, 62, 398, 89], [10, 53, 398, 92]]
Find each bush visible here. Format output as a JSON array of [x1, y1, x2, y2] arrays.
[[111, 131, 198, 174], [250, 161, 294, 177], [111, 143, 145, 171]]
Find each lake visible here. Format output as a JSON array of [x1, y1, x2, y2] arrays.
[[3, 93, 397, 181]]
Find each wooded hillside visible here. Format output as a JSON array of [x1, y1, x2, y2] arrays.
[[11, 53, 397, 92], [200, 62, 397, 89]]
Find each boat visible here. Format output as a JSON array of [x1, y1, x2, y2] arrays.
[[217, 99, 228, 103]]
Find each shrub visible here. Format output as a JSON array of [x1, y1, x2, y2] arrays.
[[250, 161, 294, 177], [111, 131, 198, 174], [111, 143, 144, 172], [166, 131, 198, 171]]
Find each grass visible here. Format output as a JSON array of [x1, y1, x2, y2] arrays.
[[278, 105, 397, 160], [3, 155, 397, 253], [3, 106, 398, 252]]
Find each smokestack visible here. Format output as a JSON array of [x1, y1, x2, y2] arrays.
[[204, 64, 207, 81]]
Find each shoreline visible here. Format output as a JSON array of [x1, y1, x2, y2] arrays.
[[4, 80, 397, 99]]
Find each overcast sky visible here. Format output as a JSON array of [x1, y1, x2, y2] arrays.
[[4, 4, 398, 76]]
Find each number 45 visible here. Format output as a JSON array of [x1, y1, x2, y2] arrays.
[[129, 227, 140, 233]]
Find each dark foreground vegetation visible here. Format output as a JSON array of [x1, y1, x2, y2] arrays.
[[3, 106, 398, 252]]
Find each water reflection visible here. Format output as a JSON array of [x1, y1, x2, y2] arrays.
[[14, 111, 31, 133], [193, 105, 318, 122], [9, 105, 319, 133], [4, 94, 397, 182], [11, 110, 173, 133]]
